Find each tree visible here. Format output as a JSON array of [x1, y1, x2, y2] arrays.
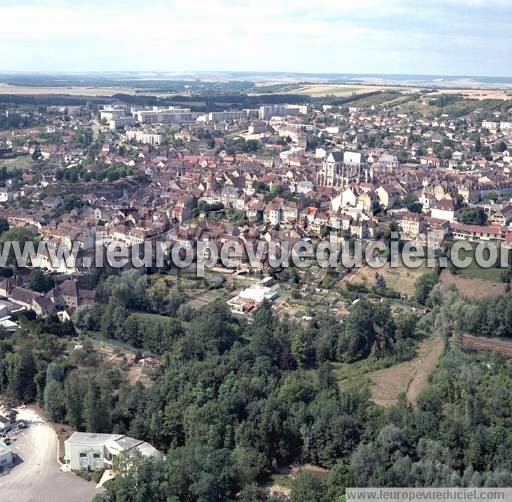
[[0, 217, 9, 235], [30, 269, 55, 293], [459, 207, 487, 226], [403, 193, 422, 213], [83, 381, 111, 433], [291, 329, 314, 368], [415, 272, 438, 305], [338, 301, 395, 362], [375, 273, 387, 290], [4, 348, 37, 402], [290, 472, 327, 502], [44, 379, 65, 422], [64, 371, 85, 429], [475, 135, 481, 152]]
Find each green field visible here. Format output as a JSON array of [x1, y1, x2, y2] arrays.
[[0, 156, 36, 171], [451, 244, 503, 282]]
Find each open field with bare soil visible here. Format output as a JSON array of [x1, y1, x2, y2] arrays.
[[462, 334, 512, 357]]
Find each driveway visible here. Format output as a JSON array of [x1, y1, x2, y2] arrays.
[[1, 408, 103, 502]]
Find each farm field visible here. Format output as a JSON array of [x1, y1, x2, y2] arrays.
[[290, 84, 419, 97], [461, 334, 512, 357], [0, 83, 142, 96], [289, 83, 511, 100]]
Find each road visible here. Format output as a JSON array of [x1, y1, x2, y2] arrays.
[[1, 408, 102, 502]]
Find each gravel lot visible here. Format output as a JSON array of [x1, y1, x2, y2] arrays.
[[1, 408, 103, 502]]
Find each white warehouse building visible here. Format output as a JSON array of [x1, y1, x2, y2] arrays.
[[64, 432, 159, 471]]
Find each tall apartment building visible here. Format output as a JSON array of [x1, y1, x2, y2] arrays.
[[109, 116, 136, 130], [258, 104, 308, 119], [134, 107, 197, 124], [125, 129, 163, 146], [100, 105, 130, 122], [208, 110, 247, 122]]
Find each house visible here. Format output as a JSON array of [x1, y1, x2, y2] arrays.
[[0, 187, 13, 203], [399, 212, 424, 237], [376, 184, 403, 209], [341, 186, 358, 207], [431, 199, 455, 223], [428, 218, 450, 246], [42, 196, 63, 209], [9, 287, 43, 310], [64, 432, 159, 471], [0, 276, 21, 298], [263, 198, 298, 226], [451, 223, 507, 242], [490, 203, 512, 226]]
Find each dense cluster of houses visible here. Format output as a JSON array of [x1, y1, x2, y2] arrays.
[[0, 98, 512, 303]]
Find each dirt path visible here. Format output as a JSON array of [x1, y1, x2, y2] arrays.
[[405, 335, 444, 406]]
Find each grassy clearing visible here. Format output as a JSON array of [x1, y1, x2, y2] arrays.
[[334, 331, 443, 408], [440, 270, 506, 299], [365, 334, 443, 407], [0, 156, 36, 171], [345, 259, 429, 299]]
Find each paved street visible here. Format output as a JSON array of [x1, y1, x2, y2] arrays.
[[1, 408, 103, 502]]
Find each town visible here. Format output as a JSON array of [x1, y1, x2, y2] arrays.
[[1, 75, 512, 501]]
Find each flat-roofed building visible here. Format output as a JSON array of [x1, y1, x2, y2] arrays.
[[64, 432, 159, 471]]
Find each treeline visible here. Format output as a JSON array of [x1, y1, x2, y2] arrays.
[[97, 288, 512, 501], [113, 93, 310, 111], [0, 95, 108, 106], [0, 112, 43, 129], [430, 287, 512, 339], [54, 163, 134, 183]]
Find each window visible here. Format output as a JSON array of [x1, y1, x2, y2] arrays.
[[93, 453, 100, 459], [79, 453, 87, 458]]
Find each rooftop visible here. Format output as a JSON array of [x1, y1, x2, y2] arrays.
[[0, 440, 12, 456]]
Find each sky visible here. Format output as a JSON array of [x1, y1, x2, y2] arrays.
[[0, 0, 511, 77]]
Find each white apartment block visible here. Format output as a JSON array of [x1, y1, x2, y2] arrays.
[[126, 129, 163, 146], [134, 107, 197, 124], [258, 104, 308, 119], [109, 116, 136, 130], [208, 111, 246, 122]]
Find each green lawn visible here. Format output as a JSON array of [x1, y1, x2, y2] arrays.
[[451, 244, 504, 282]]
